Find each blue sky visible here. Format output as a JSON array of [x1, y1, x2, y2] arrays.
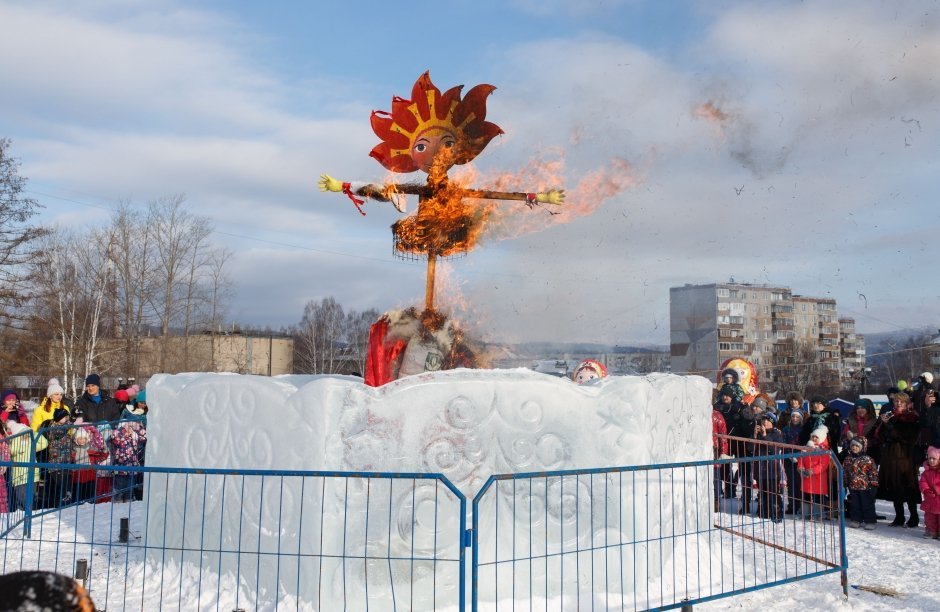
[[1, 0, 937, 345]]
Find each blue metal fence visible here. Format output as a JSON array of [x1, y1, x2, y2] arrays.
[[1, 429, 846, 610], [470, 437, 847, 610]]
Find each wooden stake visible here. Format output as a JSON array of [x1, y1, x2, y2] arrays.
[[425, 253, 437, 312]]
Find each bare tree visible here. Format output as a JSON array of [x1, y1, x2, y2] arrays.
[[107, 202, 158, 377], [293, 299, 379, 375], [146, 195, 214, 370], [346, 308, 379, 375], [0, 138, 48, 335], [29, 227, 115, 397], [294, 297, 347, 374], [205, 247, 234, 333]]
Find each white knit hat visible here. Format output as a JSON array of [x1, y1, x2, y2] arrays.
[[810, 425, 829, 441], [47, 378, 64, 397], [922, 372, 934, 384]]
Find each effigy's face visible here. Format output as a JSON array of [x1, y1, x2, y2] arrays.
[[575, 368, 598, 384], [412, 127, 458, 173], [725, 359, 753, 391]]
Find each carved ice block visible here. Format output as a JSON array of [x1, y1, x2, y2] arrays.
[[144, 370, 712, 608]]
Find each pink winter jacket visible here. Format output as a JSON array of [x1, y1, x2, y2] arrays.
[[919, 463, 940, 514]]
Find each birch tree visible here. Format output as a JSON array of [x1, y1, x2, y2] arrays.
[[294, 299, 377, 375], [294, 297, 347, 374], [30, 227, 113, 398]]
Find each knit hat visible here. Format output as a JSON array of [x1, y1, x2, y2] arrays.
[[136, 389, 147, 404], [2, 391, 16, 403], [127, 384, 140, 398], [789, 410, 804, 423], [47, 378, 65, 397], [928, 446, 940, 461], [85, 373, 101, 387], [114, 389, 130, 404], [752, 396, 769, 410], [761, 412, 777, 425], [922, 372, 934, 385], [52, 408, 70, 422], [810, 425, 829, 441], [849, 438, 863, 451]]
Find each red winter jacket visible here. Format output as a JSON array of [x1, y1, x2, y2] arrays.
[[920, 463, 940, 514], [712, 409, 729, 456], [798, 439, 831, 496]]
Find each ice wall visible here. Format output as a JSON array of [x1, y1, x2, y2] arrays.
[[144, 370, 712, 609]]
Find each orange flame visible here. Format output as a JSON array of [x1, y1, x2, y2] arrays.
[[693, 100, 732, 142], [457, 151, 642, 244]]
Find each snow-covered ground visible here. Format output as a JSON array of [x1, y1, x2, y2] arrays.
[[2, 496, 937, 610], [702, 498, 939, 611]]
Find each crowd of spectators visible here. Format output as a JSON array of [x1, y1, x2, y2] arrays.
[[713, 370, 940, 538], [0, 374, 148, 512]]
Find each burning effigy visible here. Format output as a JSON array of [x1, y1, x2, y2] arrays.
[[319, 71, 565, 386]]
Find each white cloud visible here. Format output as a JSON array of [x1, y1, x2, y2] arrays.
[[1, 0, 937, 343]]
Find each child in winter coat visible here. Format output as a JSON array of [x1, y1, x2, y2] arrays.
[[753, 413, 786, 522], [798, 426, 832, 520], [70, 425, 107, 504], [0, 421, 10, 513], [42, 409, 74, 508], [7, 421, 47, 511], [110, 421, 146, 502], [920, 446, 940, 539], [842, 437, 878, 529], [781, 410, 805, 515]]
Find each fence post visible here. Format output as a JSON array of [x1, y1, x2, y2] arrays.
[[75, 558, 89, 590], [119, 517, 129, 543], [23, 431, 37, 539]]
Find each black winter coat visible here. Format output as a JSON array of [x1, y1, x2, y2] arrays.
[[876, 411, 923, 504], [73, 391, 121, 424]]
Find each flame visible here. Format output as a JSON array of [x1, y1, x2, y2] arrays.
[[392, 174, 498, 258], [461, 151, 642, 243], [693, 100, 732, 142]]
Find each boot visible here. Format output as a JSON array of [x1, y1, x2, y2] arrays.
[[906, 502, 919, 528], [890, 501, 905, 527]]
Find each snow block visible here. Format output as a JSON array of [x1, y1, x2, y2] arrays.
[[144, 369, 712, 608]]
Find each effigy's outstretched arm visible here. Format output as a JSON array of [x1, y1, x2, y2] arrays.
[[461, 187, 566, 208], [318, 174, 412, 214]]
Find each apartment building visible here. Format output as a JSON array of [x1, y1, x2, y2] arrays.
[[670, 282, 865, 390]]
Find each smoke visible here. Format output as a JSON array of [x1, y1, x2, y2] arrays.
[[693, 100, 792, 178]]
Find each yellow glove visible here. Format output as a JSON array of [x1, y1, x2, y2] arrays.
[[318, 174, 343, 193], [536, 189, 565, 205]]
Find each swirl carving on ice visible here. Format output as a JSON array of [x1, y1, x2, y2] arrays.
[[144, 369, 712, 607]]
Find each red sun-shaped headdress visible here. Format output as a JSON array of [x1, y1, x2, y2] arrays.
[[369, 71, 504, 173]]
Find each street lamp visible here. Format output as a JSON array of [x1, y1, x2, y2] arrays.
[[861, 367, 872, 394], [848, 367, 872, 395]]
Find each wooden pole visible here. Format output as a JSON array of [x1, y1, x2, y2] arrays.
[[425, 253, 437, 312]]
